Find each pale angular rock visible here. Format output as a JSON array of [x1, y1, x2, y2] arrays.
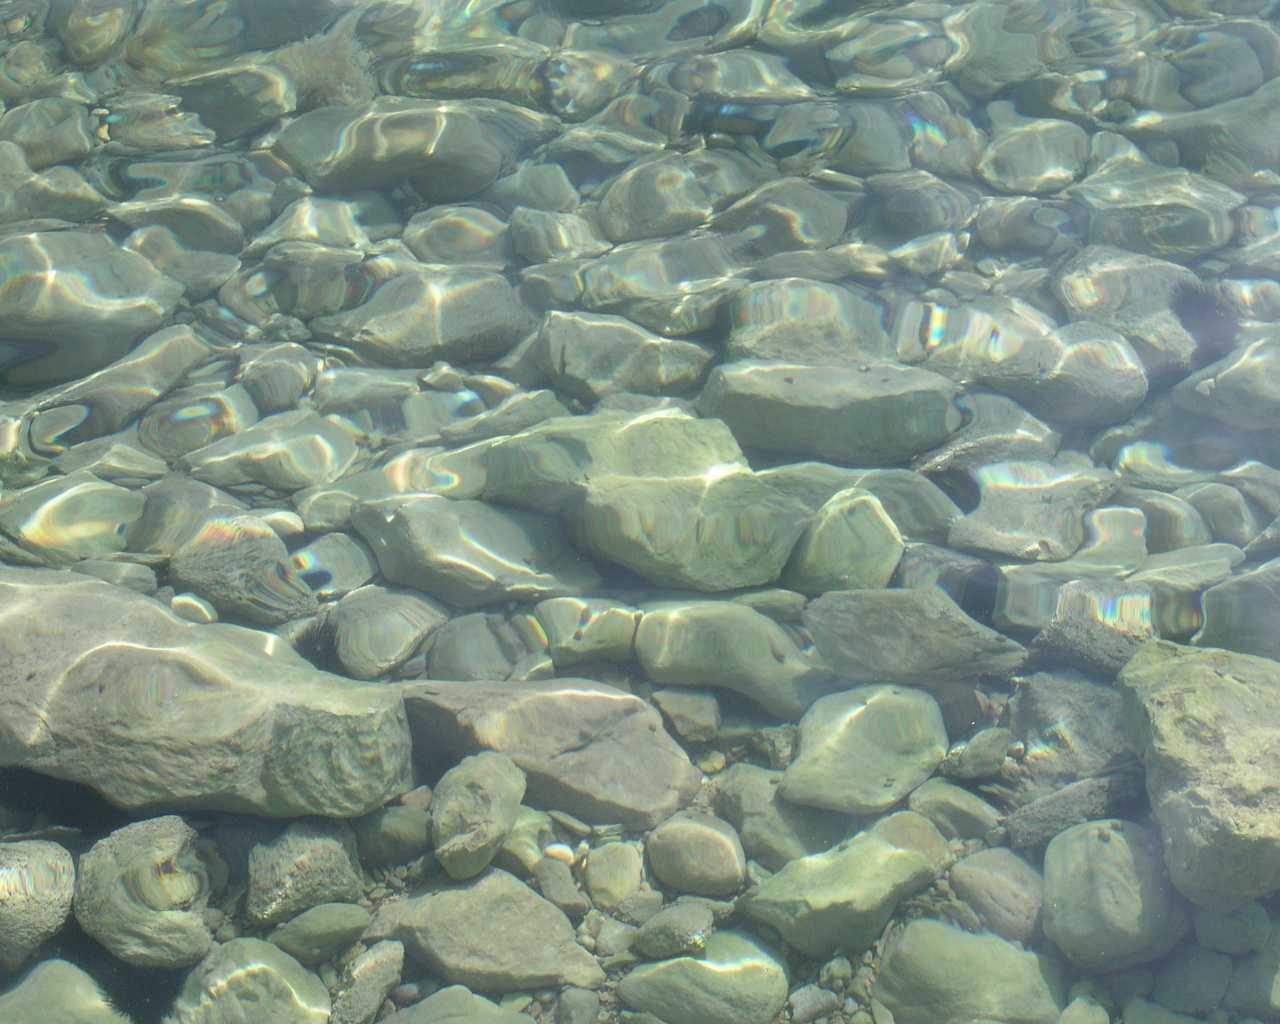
[[725, 278, 892, 365], [597, 153, 712, 242], [0, 840, 74, 971], [696, 360, 960, 465], [1194, 556, 1280, 662], [363, 868, 604, 991], [325, 585, 448, 680], [165, 937, 331, 1024], [382, 984, 528, 1024], [782, 487, 904, 597], [803, 587, 1026, 686], [352, 494, 601, 610], [646, 812, 745, 898], [402, 678, 701, 829], [75, 816, 211, 969], [0, 959, 131, 1024], [332, 940, 404, 1024], [0, 566, 412, 819], [246, 819, 364, 928], [432, 752, 526, 881], [781, 685, 947, 815], [1042, 819, 1187, 973], [873, 919, 1064, 1024], [739, 812, 950, 957], [636, 601, 833, 720], [617, 930, 788, 1024], [534, 596, 638, 665], [1120, 641, 1280, 908]]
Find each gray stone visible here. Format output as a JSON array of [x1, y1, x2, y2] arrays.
[[617, 929, 788, 1024], [948, 848, 1043, 945], [696, 360, 960, 465], [268, 903, 372, 969], [597, 153, 712, 243], [802, 587, 1026, 687], [168, 512, 318, 627], [362, 868, 605, 991], [180, 410, 360, 492], [632, 902, 715, 960], [1150, 943, 1231, 1016], [431, 752, 526, 881], [555, 987, 601, 1024], [1191, 900, 1271, 955], [781, 685, 947, 815], [725, 278, 892, 365], [1042, 819, 1187, 974], [402, 679, 701, 830], [1004, 771, 1148, 851], [0, 840, 74, 971], [646, 812, 745, 898], [1120, 641, 1280, 908], [534, 596, 638, 666], [636, 601, 833, 720], [326, 585, 448, 680], [713, 763, 846, 872], [651, 688, 720, 743], [164, 937, 330, 1024], [75, 816, 211, 969], [782, 487, 904, 597], [1032, 577, 1157, 677], [1194, 556, 1280, 662], [0, 959, 131, 1024], [246, 819, 364, 928], [1226, 918, 1280, 1019], [583, 842, 643, 913], [533, 856, 590, 921], [382, 984, 528, 1024], [332, 940, 404, 1024], [907, 778, 1000, 841], [739, 812, 950, 958], [872, 919, 1064, 1024], [352, 494, 600, 611], [0, 470, 146, 566], [354, 806, 432, 868], [1120, 997, 1201, 1024]]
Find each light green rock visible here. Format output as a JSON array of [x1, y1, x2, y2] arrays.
[[907, 777, 1000, 840], [354, 805, 432, 867], [431, 752, 527, 881], [585, 842, 643, 913], [803, 587, 1026, 686], [1150, 943, 1232, 1016], [0, 470, 145, 565], [739, 811, 950, 957], [635, 600, 833, 720], [268, 903, 372, 969], [165, 937, 330, 1024], [645, 812, 745, 898], [781, 685, 947, 815], [1226, 918, 1280, 1019], [782, 487, 903, 596], [534, 596, 639, 665], [713, 763, 847, 872], [1042, 819, 1187, 973], [179, 409, 360, 492], [1191, 899, 1271, 955], [872, 919, 1064, 1024], [696, 360, 960, 465], [0, 959, 132, 1024], [617, 930, 788, 1024], [1120, 641, 1280, 908], [382, 984, 530, 1024], [1121, 997, 1201, 1024]]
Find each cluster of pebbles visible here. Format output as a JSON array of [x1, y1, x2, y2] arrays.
[[5, 0, 1280, 1023]]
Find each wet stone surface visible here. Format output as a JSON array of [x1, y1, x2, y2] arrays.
[[1, 1, 1280, 1023]]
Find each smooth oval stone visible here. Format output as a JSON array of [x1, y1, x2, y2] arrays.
[[646, 812, 746, 898], [1042, 819, 1188, 973], [0, 469, 145, 565], [584, 842, 644, 913], [873, 919, 1065, 1024], [781, 685, 947, 816], [166, 937, 331, 1024], [617, 929, 788, 1024], [431, 752, 527, 881], [977, 102, 1089, 194], [402, 205, 510, 268], [74, 816, 211, 969], [0, 840, 75, 972], [713, 177, 848, 258], [696, 360, 960, 465], [1150, 943, 1232, 1016], [325, 584, 448, 680], [782, 486, 904, 597], [632, 902, 715, 960]]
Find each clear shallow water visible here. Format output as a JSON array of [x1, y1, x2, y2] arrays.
[[0, 0, 1279, 1022]]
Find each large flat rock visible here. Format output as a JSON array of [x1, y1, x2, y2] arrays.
[[0, 566, 412, 818], [1120, 640, 1280, 909], [402, 678, 702, 830]]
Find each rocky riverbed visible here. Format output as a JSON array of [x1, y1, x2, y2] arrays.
[[3, 1, 1280, 1023]]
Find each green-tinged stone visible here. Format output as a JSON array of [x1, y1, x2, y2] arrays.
[[1192, 899, 1271, 955], [1120, 642, 1280, 908], [636, 601, 833, 720], [646, 812, 745, 898], [268, 904, 372, 969], [585, 842, 643, 913], [907, 778, 1000, 840], [1226, 919, 1280, 1019], [1194, 556, 1280, 661], [781, 685, 947, 815], [803, 587, 1026, 686], [873, 919, 1064, 1024], [431, 753, 527, 881], [739, 811, 951, 958], [164, 938, 330, 1024], [0, 470, 145, 565], [617, 930, 788, 1024], [534, 596, 639, 665], [782, 487, 903, 597], [382, 985, 531, 1024], [0, 959, 131, 1024], [713, 764, 847, 873], [696, 360, 960, 465]]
